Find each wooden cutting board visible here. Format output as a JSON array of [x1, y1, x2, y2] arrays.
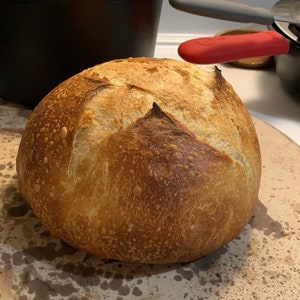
[[0, 103, 299, 300]]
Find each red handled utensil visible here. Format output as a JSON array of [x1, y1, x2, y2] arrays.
[[178, 30, 290, 64]]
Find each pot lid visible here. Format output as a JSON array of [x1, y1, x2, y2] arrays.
[[272, 0, 300, 44]]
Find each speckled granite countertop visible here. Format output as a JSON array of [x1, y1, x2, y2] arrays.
[[0, 100, 299, 300]]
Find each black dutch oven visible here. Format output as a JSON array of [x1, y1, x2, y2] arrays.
[[272, 0, 300, 94], [0, 0, 162, 106]]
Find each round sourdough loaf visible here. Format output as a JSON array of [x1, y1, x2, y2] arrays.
[[17, 58, 261, 264]]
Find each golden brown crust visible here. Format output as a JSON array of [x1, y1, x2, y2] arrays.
[[17, 58, 261, 263]]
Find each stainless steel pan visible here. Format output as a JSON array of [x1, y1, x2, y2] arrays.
[[170, 0, 300, 93]]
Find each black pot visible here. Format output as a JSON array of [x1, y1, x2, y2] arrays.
[[275, 41, 300, 94], [271, 0, 300, 94], [0, 0, 162, 106]]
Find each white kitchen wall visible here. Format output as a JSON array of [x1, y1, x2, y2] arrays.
[[159, 0, 276, 34]]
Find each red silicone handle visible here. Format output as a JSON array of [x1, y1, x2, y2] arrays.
[[178, 31, 290, 64]]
